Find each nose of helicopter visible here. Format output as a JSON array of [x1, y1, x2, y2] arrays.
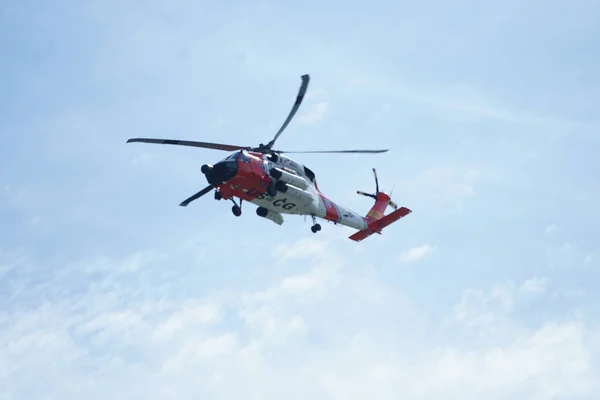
[[201, 159, 238, 186]]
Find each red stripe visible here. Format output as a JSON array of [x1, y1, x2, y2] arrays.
[[320, 194, 340, 222]]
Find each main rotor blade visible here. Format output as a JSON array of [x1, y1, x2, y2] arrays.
[[179, 185, 214, 207], [373, 168, 380, 193], [265, 74, 310, 149], [278, 149, 388, 154], [127, 138, 245, 152]]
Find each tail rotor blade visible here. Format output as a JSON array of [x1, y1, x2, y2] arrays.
[[372, 168, 379, 193], [388, 200, 398, 210], [180, 185, 214, 207], [357, 190, 376, 199]]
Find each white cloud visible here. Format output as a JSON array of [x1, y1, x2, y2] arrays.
[[452, 282, 516, 333], [153, 303, 221, 341], [1, 244, 599, 400], [280, 275, 321, 294], [75, 310, 148, 345], [246, 265, 335, 307], [270, 237, 330, 263], [519, 277, 549, 296], [399, 244, 436, 262], [195, 333, 239, 358], [422, 322, 594, 399]]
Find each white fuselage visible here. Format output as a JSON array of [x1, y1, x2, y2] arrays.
[[238, 152, 368, 230]]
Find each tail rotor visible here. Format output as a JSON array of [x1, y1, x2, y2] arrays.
[[356, 168, 398, 210], [350, 170, 412, 242]]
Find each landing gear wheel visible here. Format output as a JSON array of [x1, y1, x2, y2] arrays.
[[214, 191, 222, 200], [232, 205, 241, 216], [310, 215, 321, 233], [266, 185, 277, 197]]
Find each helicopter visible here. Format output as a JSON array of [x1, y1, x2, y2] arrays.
[[127, 74, 411, 241]]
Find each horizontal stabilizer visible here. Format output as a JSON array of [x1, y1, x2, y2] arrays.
[[349, 206, 412, 242]]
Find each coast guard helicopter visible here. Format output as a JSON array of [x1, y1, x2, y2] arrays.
[[127, 74, 411, 241]]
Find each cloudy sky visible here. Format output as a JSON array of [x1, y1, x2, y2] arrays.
[[2, 0, 599, 398]]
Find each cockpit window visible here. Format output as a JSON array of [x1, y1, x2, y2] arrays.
[[219, 152, 237, 163], [304, 166, 315, 182]]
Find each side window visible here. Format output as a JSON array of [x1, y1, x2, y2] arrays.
[[304, 166, 315, 182]]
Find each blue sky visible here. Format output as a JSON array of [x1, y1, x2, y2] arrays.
[[1, 0, 599, 398]]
